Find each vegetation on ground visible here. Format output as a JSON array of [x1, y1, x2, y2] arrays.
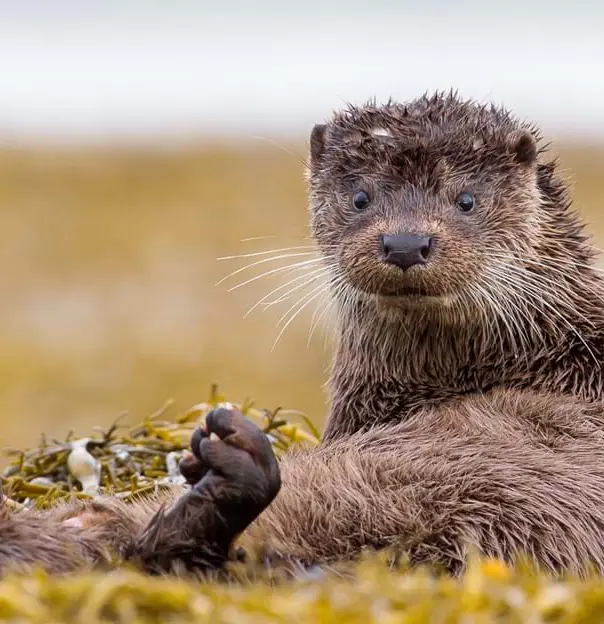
[[3, 555, 604, 624], [1, 386, 318, 509], [3, 390, 604, 622]]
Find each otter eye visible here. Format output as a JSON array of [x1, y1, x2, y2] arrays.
[[352, 190, 370, 211], [456, 191, 475, 213]]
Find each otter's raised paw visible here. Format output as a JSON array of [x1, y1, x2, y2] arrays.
[[132, 408, 281, 574], [182, 407, 281, 534]]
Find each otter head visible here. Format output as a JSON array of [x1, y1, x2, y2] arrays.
[[307, 94, 550, 320]]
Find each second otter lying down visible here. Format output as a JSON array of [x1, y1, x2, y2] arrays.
[[2, 93, 604, 577]]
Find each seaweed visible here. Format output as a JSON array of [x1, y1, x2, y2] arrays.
[[3, 389, 603, 622], [1, 385, 319, 510], [1, 556, 603, 623]]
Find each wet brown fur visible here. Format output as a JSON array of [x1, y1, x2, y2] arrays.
[[255, 389, 604, 575], [310, 93, 604, 440], [3, 92, 604, 578], [0, 495, 167, 574]]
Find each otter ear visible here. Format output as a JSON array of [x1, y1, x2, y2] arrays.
[[309, 124, 327, 169], [507, 130, 537, 166]]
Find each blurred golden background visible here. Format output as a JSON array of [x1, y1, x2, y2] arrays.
[[0, 144, 330, 450], [1, 1, 603, 452]]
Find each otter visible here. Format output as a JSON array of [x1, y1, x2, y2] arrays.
[[3, 92, 604, 577], [311, 96, 604, 440]]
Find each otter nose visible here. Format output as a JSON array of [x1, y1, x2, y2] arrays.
[[379, 233, 433, 271]]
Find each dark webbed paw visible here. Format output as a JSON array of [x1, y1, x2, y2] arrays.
[[133, 407, 281, 574], [180, 407, 281, 533]]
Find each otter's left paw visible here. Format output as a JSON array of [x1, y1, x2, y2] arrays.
[[132, 408, 281, 574], [180, 407, 281, 535]]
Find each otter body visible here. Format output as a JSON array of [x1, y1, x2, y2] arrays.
[[263, 389, 604, 573], [3, 93, 604, 577], [326, 295, 604, 439]]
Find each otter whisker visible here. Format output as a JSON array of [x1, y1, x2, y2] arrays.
[[482, 269, 547, 360], [217, 245, 322, 261], [239, 234, 313, 243], [489, 264, 598, 364], [262, 268, 333, 309], [244, 265, 331, 318], [531, 257, 604, 274], [472, 280, 525, 360], [225, 258, 327, 292], [463, 284, 502, 357], [487, 250, 580, 295], [240, 235, 279, 242], [487, 266, 559, 325], [275, 281, 331, 331], [307, 300, 330, 347], [272, 282, 331, 350], [484, 253, 596, 323], [522, 293, 597, 363], [311, 267, 345, 310], [520, 258, 604, 302], [498, 262, 593, 300], [470, 259, 562, 364], [484, 250, 602, 300], [502, 288, 545, 345], [503, 272, 583, 325], [216, 252, 321, 286], [496, 263, 596, 328], [485, 265, 547, 329], [307, 272, 349, 347], [469, 278, 509, 340]]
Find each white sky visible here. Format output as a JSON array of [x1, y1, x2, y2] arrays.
[[0, 0, 603, 144]]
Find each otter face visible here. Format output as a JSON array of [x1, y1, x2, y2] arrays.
[[307, 96, 540, 313]]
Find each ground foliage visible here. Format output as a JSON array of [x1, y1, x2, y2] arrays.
[[2, 389, 604, 622], [2, 556, 604, 623], [1, 385, 319, 509]]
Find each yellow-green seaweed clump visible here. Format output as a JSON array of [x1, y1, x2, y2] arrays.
[[1, 386, 319, 510], [1, 557, 604, 623], [4, 389, 604, 622]]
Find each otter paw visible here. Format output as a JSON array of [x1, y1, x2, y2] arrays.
[[132, 408, 281, 574], [180, 407, 281, 531]]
